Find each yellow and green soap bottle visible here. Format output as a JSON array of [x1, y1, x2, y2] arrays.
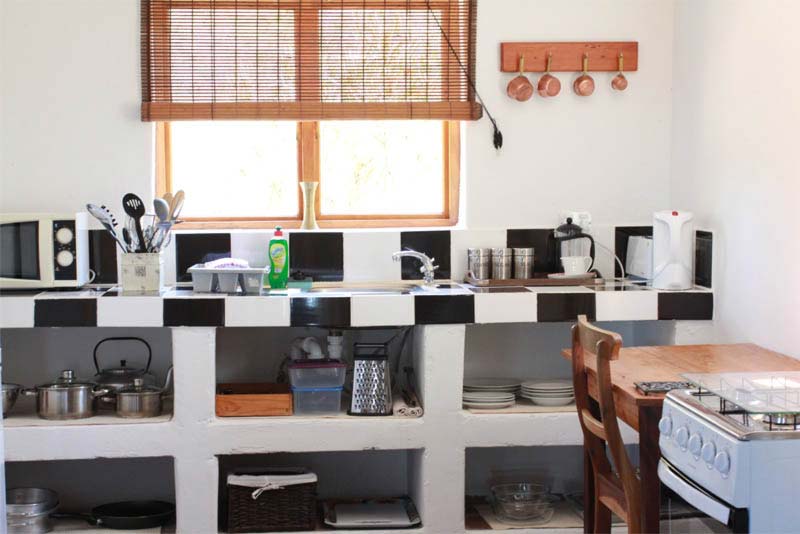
[[268, 226, 289, 289]]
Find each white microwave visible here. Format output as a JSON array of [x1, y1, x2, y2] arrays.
[[0, 213, 90, 289]]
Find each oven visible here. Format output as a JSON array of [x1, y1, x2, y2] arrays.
[[0, 213, 90, 289]]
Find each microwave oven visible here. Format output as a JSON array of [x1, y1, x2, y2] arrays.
[[0, 213, 90, 289]]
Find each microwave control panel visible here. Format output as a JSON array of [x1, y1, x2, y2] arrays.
[[52, 220, 77, 280]]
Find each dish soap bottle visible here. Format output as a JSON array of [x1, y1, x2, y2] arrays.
[[268, 226, 289, 289]]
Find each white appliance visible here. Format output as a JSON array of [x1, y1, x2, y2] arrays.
[[659, 372, 800, 533], [626, 235, 653, 279], [0, 213, 90, 289], [652, 210, 694, 290]]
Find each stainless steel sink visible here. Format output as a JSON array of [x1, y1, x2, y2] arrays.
[[305, 283, 456, 295]]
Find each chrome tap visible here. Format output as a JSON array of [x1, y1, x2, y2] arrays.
[[392, 249, 439, 285]]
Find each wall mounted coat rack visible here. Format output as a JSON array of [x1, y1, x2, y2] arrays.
[[500, 42, 639, 73]]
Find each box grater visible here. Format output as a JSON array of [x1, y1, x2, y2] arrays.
[[349, 343, 393, 416]]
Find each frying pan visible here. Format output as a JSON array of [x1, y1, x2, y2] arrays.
[[53, 500, 175, 530], [506, 56, 534, 102]]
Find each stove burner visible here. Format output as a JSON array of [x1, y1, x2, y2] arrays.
[[763, 413, 800, 427]]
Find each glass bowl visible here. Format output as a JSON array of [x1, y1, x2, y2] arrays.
[[490, 483, 555, 522]]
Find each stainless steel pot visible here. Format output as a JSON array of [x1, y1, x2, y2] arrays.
[[3, 383, 22, 417], [23, 370, 110, 420], [110, 367, 173, 418], [6, 487, 59, 533]]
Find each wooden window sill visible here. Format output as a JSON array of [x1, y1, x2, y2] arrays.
[[175, 217, 458, 230]]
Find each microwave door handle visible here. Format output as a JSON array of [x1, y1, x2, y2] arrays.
[[658, 459, 732, 525]]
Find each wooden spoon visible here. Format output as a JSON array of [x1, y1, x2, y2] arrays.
[[573, 53, 595, 97], [537, 53, 561, 97], [506, 56, 534, 102], [611, 53, 629, 91]]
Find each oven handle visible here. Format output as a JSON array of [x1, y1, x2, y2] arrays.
[[658, 459, 732, 525]]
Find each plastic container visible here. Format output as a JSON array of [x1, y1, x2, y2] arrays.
[[292, 387, 343, 415], [288, 360, 347, 389], [187, 265, 266, 294]]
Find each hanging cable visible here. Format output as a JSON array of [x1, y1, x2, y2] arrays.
[[425, 1, 503, 149]]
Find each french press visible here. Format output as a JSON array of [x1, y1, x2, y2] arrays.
[[553, 217, 596, 271]]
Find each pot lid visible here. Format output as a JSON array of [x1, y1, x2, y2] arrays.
[[117, 378, 162, 395], [289, 359, 346, 369], [38, 370, 96, 389], [98, 359, 148, 376]]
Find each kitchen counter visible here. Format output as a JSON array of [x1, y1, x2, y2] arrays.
[[0, 281, 712, 328]]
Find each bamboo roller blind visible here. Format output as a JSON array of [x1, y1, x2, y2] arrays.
[[141, 0, 481, 121]]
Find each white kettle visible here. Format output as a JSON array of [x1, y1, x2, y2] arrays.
[[652, 210, 694, 290]]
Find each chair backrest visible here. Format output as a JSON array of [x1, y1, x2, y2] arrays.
[[571, 315, 640, 527]]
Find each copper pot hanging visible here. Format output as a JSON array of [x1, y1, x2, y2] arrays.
[[573, 53, 595, 97], [537, 53, 561, 98], [611, 53, 629, 91], [506, 55, 534, 102]]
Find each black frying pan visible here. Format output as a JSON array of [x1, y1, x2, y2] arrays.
[[53, 500, 175, 530]]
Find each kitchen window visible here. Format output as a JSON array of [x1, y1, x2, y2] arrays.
[[142, 0, 478, 228], [157, 120, 459, 228]]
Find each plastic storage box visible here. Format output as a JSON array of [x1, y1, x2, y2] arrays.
[[187, 264, 266, 294], [288, 360, 347, 389], [291, 387, 343, 415]]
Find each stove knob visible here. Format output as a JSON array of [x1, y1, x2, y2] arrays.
[[701, 441, 717, 464], [658, 416, 673, 436], [675, 426, 689, 449], [688, 433, 703, 456], [714, 451, 731, 475]]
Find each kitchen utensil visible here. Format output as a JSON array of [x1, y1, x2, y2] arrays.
[[554, 217, 595, 272], [506, 56, 534, 102], [53, 500, 175, 530], [349, 342, 393, 416], [323, 498, 421, 529], [216, 383, 293, 417], [491, 248, 512, 280], [611, 53, 629, 91], [3, 383, 21, 416], [86, 203, 127, 252], [169, 189, 185, 222], [110, 367, 173, 418], [6, 487, 59, 534], [153, 198, 170, 223], [93, 337, 155, 395], [467, 248, 491, 280], [573, 54, 595, 96], [513, 247, 534, 279], [537, 53, 561, 97], [122, 193, 147, 253], [23, 370, 110, 420], [121, 227, 133, 253]]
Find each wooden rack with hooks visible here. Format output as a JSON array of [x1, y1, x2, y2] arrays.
[[500, 41, 638, 73]]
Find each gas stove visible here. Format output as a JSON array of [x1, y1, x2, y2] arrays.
[[659, 372, 800, 533]]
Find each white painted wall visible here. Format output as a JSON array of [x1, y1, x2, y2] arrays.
[[0, 0, 673, 232], [670, 0, 800, 357]]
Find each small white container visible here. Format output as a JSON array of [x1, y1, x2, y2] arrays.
[[187, 264, 266, 294], [292, 387, 343, 415], [120, 253, 164, 293]]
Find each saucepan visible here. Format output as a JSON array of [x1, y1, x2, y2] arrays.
[[53, 500, 175, 530], [506, 55, 534, 102], [3, 383, 22, 417], [6, 487, 59, 533], [102, 366, 173, 418]]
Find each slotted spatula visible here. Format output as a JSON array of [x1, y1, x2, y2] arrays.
[[122, 193, 147, 253]]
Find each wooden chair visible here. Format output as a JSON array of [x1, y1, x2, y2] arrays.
[[571, 315, 642, 534]]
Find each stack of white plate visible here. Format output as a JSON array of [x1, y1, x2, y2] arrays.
[[463, 378, 520, 409], [520, 379, 575, 406]]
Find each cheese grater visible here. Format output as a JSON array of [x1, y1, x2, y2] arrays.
[[349, 342, 393, 416]]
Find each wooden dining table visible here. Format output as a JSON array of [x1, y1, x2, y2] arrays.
[[561, 343, 800, 533]]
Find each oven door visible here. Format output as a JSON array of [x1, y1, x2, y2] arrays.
[[659, 458, 748, 533], [0, 219, 52, 289]]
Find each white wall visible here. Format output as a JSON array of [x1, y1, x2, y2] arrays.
[[0, 0, 674, 231], [670, 0, 800, 357], [465, 0, 675, 228]]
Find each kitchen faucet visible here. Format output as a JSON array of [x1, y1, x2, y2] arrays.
[[392, 249, 439, 285]]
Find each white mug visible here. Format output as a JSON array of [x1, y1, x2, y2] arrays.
[[561, 256, 592, 276]]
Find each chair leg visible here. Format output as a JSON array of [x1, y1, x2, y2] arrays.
[[593, 499, 612, 534]]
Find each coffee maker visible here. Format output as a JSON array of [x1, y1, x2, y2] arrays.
[[553, 212, 596, 272]]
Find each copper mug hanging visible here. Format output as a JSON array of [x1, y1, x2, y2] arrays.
[[573, 53, 595, 97], [506, 55, 534, 102]]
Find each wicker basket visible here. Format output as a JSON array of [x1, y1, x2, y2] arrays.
[[227, 469, 318, 532]]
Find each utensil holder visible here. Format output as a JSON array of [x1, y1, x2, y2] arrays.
[[121, 253, 164, 293]]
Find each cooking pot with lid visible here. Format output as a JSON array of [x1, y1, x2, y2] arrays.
[[23, 370, 110, 420]]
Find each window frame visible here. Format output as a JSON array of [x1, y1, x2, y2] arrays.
[[155, 120, 460, 229]]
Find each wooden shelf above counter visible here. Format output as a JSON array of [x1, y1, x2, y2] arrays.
[[501, 41, 638, 72]]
